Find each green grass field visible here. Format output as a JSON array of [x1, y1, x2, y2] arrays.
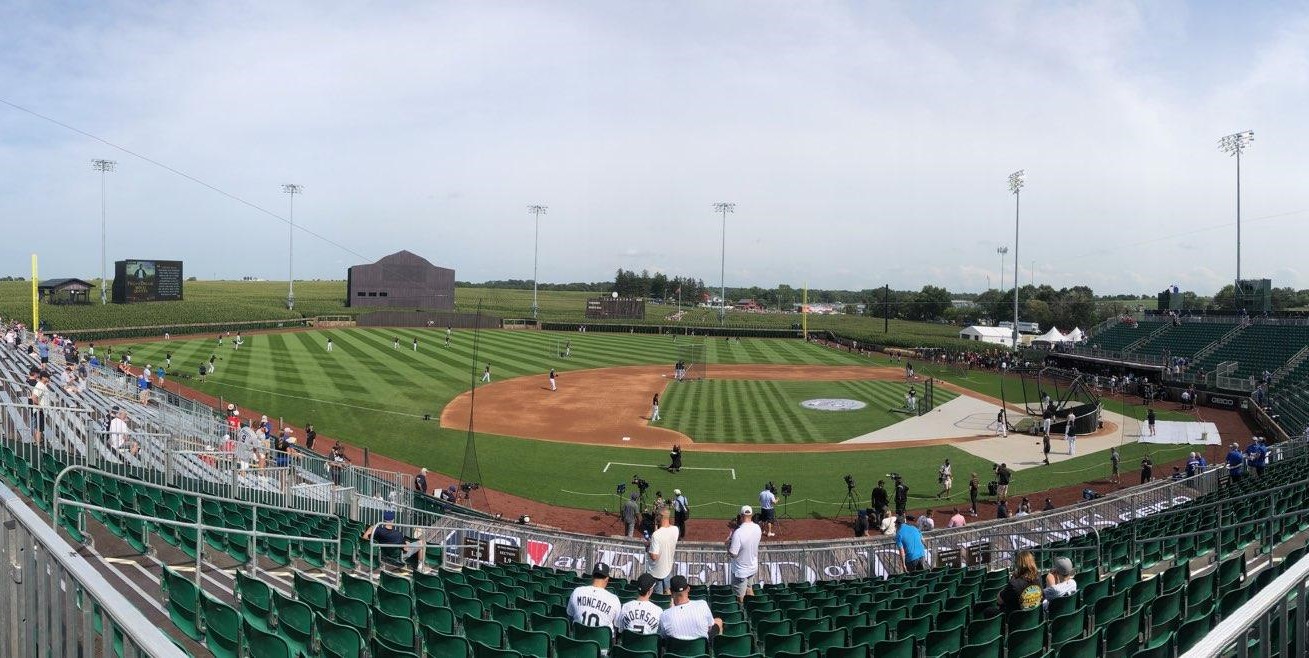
[[657, 379, 957, 443], [110, 327, 1198, 517]]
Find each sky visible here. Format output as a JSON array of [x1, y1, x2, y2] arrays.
[[2, 1, 1307, 295]]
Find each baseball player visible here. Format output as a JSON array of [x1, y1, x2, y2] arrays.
[[445, 327, 452, 347], [651, 393, 661, 421], [412, 337, 418, 352], [326, 338, 333, 353], [549, 368, 557, 391], [481, 364, 491, 383]]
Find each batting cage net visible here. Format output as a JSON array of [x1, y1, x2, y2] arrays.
[[676, 343, 706, 381]]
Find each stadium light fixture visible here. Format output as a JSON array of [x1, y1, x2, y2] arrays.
[[1218, 130, 1254, 307], [282, 184, 303, 310], [92, 159, 117, 305], [528, 205, 548, 319], [713, 202, 736, 325], [996, 246, 1008, 293], [1008, 170, 1025, 349]]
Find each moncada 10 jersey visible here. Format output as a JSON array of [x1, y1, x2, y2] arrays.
[[567, 585, 621, 630]]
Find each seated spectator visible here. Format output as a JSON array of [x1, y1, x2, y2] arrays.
[[917, 510, 935, 531], [880, 510, 897, 536], [361, 510, 414, 568], [976, 550, 1043, 617], [660, 575, 723, 642], [617, 573, 663, 636], [1043, 557, 1078, 604], [947, 508, 966, 528]]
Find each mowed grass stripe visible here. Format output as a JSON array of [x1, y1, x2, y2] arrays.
[[763, 380, 819, 442]]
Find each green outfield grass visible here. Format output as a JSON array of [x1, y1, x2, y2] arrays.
[[657, 379, 958, 443], [115, 327, 1197, 517]]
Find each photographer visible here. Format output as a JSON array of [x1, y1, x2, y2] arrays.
[[871, 480, 889, 519], [667, 444, 683, 473], [758, 483, 777, 538]]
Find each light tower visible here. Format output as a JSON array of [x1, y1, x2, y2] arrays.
[[92, 159, 117, 304], [1008, 170, 1025, 348], [282, 184, 303, 310], [713, 202, 735, 325], [1218, 130, 1254, 309], [996, 246, 1009, 292], [528, 205, 548, 319]]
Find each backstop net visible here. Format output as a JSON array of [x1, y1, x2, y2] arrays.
[[676, 342, 707, 381]]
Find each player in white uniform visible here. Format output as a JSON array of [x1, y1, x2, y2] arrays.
[[567, 563, 621, 636], [617, 574, 662, 636], [659, 575, 723, 641]]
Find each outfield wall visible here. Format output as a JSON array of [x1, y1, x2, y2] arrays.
[[356, 310, 501, 329]]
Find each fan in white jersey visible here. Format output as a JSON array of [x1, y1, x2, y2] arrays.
[[659, 575, 723, 641], [617, 573, 662, 635], [567, 562, 621, 633]]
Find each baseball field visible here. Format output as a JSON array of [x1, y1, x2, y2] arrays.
[[114, 326, 1198, 518]]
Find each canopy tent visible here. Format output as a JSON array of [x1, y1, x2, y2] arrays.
[[1065, 327, 1084, 342], [1033, 327, 1068, 344]]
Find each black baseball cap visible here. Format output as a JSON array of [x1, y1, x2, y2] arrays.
[[669, 575, 690, 593], [591, 562, 611, 579], [636, 573, 657, 593]]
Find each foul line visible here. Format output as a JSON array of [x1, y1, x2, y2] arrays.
[[603, 462, 736, 479]]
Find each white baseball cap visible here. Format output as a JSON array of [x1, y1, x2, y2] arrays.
[[740, 505, 753, 516]]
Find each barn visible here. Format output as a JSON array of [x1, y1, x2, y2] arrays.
[[346, 250, 455, 309]]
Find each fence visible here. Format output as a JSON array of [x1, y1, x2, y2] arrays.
[[1181, 543, 1309, 657], [0, 480, 185, 658]]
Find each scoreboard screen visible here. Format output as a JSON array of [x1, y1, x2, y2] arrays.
[[113, 260, 184, 303]]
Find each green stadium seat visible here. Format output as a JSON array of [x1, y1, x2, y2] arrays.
[[506, 626, 552, 658], [269, 591, 313, 657], [553, 636, 601, 658], [242, 618, 292, 658], [423, 627, 472, 658], [870, 637, 913, 658], [1054, 628, 1099, 658], [201, 593, 241, 658]]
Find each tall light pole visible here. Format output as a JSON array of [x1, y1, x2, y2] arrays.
[[996, 246, 1008, 293], [713, 202, 735, 325], [1008, 170, 1025, 348], [1218, 130, 1254, 309], [282, 184, 303, 310], [92, 159, 117, 304], [527, 205, 547, 319]]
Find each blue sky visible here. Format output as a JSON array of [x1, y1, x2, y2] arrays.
[[2, 1, 1307, 294]]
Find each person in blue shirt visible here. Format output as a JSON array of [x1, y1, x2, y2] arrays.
[[1185, 452, 1207, 477], [37, 340, 50, 364], [1225, 443, 1245, 480], [895, 516, 928, 572], [1247, 438, 1268, 476]]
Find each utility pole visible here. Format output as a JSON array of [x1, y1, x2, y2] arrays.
[[1008, 170, 1025, 349], [282, 184, 303, 310], [713, 202, 735, 326], [92, 159, 117, 304], [996, 246, 1008, 293], [528, 205, 548, 319], [1218, 130, 1254, 309]]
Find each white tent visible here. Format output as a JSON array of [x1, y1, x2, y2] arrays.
[[1066, 327, 1084, 343], [1033, 327, 1068, 344], [959, 326, 1013, 347]]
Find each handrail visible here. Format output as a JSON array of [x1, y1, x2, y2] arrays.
[[1182, 542, 1309, 657], [0, 480, 186, 657]]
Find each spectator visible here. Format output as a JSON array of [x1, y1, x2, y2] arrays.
[[977, 550, 1043, 617], [107, 407, 140, 456], [995, 463, 1012, 501], [361, 511, 410, 568], [895, 516, 928, 572], [328, 442, 350, 485], [758, 484, 777, 538], [660, 575, 723, 642], [1141, 455, 1155, 483], [880, 509, 898, 535], [1043, 557, 1078, 604], [304, 424, 317, 450], [918, 510, 935, 531], [1247, 438, 1268, 477], [854, 509, 870, 537], [1042, 498, 1055, 512], [1225, 443, 1244, 480], [968, 473, 979, 517], [621, 493, 640, 538], [871, 480, 889, 519], [726, 506, 761, 603], [567, 563, 620, 635], [617, 573, 662, 636], [1186, 451, 1206, 477], [1110, 447, 1121, 483], [996, 499, 1009, 519], [672, 489, 689, 539], [273, 428, 294, 467], [947, 508, 966, 528], [415, 468, 428, 495], [646, 510, 679, 595]]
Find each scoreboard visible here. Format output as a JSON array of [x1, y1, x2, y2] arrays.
[[112, 260, 184, 303]]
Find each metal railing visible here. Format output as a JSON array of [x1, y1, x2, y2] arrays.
[[1181, 544, 1309, 657], [0, 480, 186, 657]]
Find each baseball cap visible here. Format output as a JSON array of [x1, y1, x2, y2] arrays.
[[740, 505, 753, 516], [669, 575, 690, 593], [635, 573, 657, 593], [382, 511, 395, 521], [591, 562, 611, 579], [1053, 557, 1074, 577], [673, 489, 681, 495]]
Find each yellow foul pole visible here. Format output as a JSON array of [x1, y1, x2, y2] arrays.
[[30, 254, 39, 331]]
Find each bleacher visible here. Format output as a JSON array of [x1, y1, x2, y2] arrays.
[[1269, 359, 1309, 438], [1087, 320, 1167, 353], [5, 332, 1309, 657], [1131, 322, 1235, 359], [1191, 324, 1309, 380]]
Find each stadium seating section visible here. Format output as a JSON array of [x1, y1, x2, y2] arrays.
[[1130, 322, 1234, 359], [1086, 321, 1167, 353]]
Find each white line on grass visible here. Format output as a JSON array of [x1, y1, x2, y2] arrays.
[[603, 462, 736, 479]]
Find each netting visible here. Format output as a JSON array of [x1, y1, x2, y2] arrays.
[[676, 343, 706, 381]]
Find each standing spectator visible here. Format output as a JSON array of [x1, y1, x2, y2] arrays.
[[659, 575, 723, 642], [996, 499, 1010, 519], [1186, 451, 1205, 477], [917, 509, 935, 531], [328, 442, 350, 485], [617, 574, 662, 636], [304, 424, 317, 450], [893, 477, 909, 516], [1142, 454, 1156, 483], [947, 508, 966, 528], [871, 480, 889, 520], [726, 506, 761, 603], [273, 428, 294, 467], [646, 509, 679, 595], [936, 459, 952, 498], [30, 371, 50, 444], [1110, 447, 1121, 483], [415, 468, 428, 495], [567, 563, 620, 634], [968, 473, 980, 517], [1043, 557, 1078, 604], [896, 516, 928, 572], [671, 489, 689, 539], [995, 464, 1012, 501], [1247, 438, 1268, 477], [758, 484, 777, 538], [1225, 443, 1245, 479], [621, 493, 640, 537]]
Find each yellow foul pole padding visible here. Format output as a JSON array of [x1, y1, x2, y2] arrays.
[[30, 254, 39, 331]]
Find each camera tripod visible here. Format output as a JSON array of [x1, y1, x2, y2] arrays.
[[838, 485, 859, 517], [779, 491, 794, 521]]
